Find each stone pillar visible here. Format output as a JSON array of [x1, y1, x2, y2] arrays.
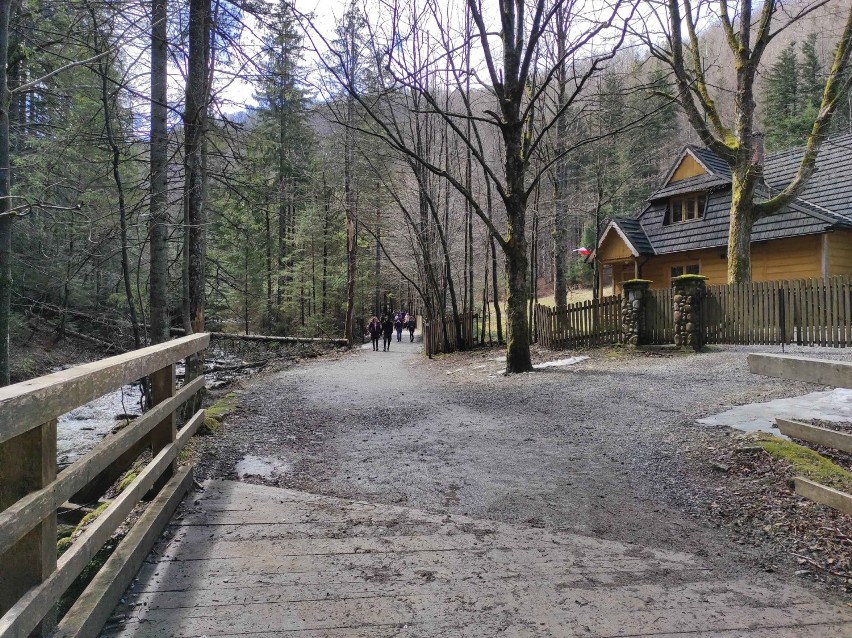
[[621, 279, 651, 345], [672, 275, 708, 351]]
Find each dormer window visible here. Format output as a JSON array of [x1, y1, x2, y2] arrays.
[[665, 193, 706, 225]]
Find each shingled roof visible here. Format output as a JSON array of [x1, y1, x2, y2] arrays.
[[615, 132, 852, 256], [607, 218, 655, 256]]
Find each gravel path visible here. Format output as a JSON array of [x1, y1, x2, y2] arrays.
[[195, 336, 850, 593]]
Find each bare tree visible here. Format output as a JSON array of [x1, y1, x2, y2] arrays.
[[303, 0, 630, 372]]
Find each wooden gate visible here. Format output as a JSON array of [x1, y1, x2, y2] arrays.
[[535, 295, 622, 349], [645, 288, 673, 345]]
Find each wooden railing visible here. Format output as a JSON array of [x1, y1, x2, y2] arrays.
[[534, 296, 622, 350], [0, 334, 209, 638]]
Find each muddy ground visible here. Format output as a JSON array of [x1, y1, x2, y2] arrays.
[[194, 336, 852, 599]]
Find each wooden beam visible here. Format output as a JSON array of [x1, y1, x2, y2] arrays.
[[776, 418, 852, 454], [747, 353, 852, 389], [0, 420, 57, 637], [0, 376, 204, 557], [149, 363, 177, 492], [794, 477, 852, 515], [0, 410, 204, 638], [52, 466, 194, 638], [0, 334, 209, 445], [171, 329, 348, 346]]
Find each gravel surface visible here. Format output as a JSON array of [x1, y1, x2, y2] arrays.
[[194, 337, 852, 599]]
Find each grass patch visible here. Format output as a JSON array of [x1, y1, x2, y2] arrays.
[[197, 392, 240, 435], [206, 392, 239, 420], [76, 502, 110, 530], [115, 471, 138, 494], [755, 433, 852, 491], [57, 536, 73, 557]]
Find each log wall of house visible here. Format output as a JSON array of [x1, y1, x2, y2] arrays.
[[608, 235, 829, 293], [639, 249, 727, 289], [828, 230, 852, 277], [751, 235, 823, 282]]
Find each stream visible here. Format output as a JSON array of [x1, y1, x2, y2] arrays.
[[55, 347, 254, 469]]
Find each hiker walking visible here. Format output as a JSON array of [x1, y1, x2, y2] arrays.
[[394, 314, 403, 342], [381, 315, 394, 351], [368, 316, 381, 351], [406, 316, 416, 342]]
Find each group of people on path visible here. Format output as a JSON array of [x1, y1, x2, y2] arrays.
[[367, 311, 416, 351]]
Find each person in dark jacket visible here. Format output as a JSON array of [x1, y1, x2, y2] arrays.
[[407, 317, 416, 342], [368, 316, 381, 351], [381, 315, 394, 351], [394, 315, 403, 342]]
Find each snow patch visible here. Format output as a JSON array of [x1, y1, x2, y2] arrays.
[[533, 356, 589, 369], [235, 455, 292, 480], [698, 388, 852, 436]]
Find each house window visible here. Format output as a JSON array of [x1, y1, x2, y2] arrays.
[[671, 264, 700, 281], [665, 193, 706, 224]]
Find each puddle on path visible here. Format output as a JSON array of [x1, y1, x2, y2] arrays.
[[698, 388, 852, 436], [235, 455, 292, 480]]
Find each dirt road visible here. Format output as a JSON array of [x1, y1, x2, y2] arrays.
[[195, 335, 847, 593]]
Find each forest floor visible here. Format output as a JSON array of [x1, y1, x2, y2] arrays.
[[193, 335, 852, 601]]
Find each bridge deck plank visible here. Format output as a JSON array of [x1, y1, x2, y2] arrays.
[[103, 480, 852, 637]]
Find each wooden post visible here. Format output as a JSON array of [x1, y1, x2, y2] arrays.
[[149, 363, 176, 489], [0, 419, 57, 636]]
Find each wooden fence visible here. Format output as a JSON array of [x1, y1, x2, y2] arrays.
[[535, 295, 622, 349], [705, 276, 852, 347], [535, 276, 852, 351], [423, 312, 476, 356], [0, 334, 209, 638]]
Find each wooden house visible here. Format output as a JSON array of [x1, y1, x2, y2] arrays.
[[592, 132, 852, 293]]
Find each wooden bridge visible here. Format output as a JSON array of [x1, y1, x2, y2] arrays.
[[1, 339, 852, 637]]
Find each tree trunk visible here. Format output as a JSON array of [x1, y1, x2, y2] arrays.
[[183, 0, 210, 336], [244, 240, 250, 334], [343, 92, 356, 344], [322, 188, 329, 315], [504, 240, 531, 373], [502, 117, 533, 372], [276, 97, 286, 309], [552, 9, 569, 312], [149, 0, 170, 345], [374, 205, 381, 316], [0, 0, 11, 386], [265, 207, 273, 327], [182, 0, 211, 414], [101, 65, 141, 350], [727, 168, 759, 283]]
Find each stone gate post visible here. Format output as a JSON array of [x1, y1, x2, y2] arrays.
[[621, 279, 651, 345], [672, 274, 708, 351]]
